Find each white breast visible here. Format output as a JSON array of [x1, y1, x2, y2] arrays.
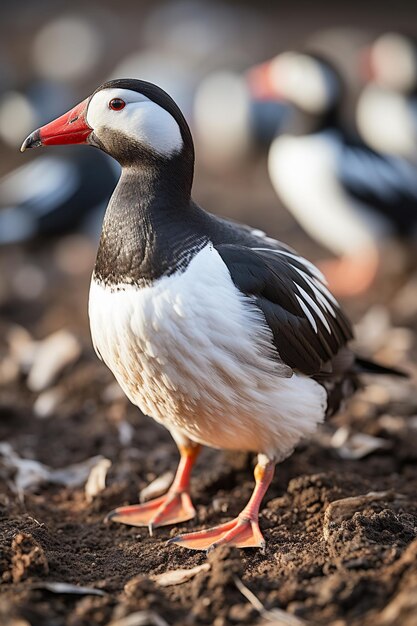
[[268, 133, 384, 256], [88, 244, 326, 460], [357, 86, 417, 158]]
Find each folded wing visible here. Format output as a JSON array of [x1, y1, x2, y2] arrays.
[[216, 244, 353, 376]]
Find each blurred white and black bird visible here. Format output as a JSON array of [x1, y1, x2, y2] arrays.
[[357, 33, 417, 160], [0, 149, 118, 244], [248, 52, 417, 297], [193, 70, 287, 169], [0, 78, 118, 244], [21, 79, 404, 551]]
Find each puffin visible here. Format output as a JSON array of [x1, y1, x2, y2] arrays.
[[193, 70, 287, 169], [20, 78, 403, 551], [357, 33, 417, 160], [247, 52, 417, 297], [0, 149, 117, 244]]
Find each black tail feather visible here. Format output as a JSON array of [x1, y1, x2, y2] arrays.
[[355, 357, 408, 378]]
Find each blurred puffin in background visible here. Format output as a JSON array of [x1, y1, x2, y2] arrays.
[[357, 32, 417, 161], [0, 149, 117, 244], [193, 70, 287, 170], [247, 51, 417, 298], [0, 81, 118, 244], [0, 12, 119, 245]]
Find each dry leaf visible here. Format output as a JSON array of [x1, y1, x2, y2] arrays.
[[0, 442, 103, 498], [27, 329, 81, 392], [331, 426, 391, 460], [31, 581, 106, 596], [85, 458, 112, 502], [152, 563, 210, 587], [140, 471, 174, 502], [33, 388, 63, 418]]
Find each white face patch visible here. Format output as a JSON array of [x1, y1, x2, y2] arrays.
[[270, 52, 337, 114], [357, 86, 416, 158], [86, 87, 183, 156], [372, 33, 417, 92]]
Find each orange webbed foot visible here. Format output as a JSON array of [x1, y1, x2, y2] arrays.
[[168, 514, 265, 551], [317, 250, 379, 298], [106, 490, 196, 532]]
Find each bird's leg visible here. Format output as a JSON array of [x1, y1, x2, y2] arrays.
[[107, 443, 200, 533], [168, 454, 275, 551], [317, 247, 380, 297]]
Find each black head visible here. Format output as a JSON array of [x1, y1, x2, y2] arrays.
[[21, 78, 194, 167], [86, 79, 194, 166]]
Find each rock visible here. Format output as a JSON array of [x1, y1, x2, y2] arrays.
[[323, 491, 407, 542], [322, 491, 415, 575], [11, 532, 48, 583], [152, 563, 210, 587]]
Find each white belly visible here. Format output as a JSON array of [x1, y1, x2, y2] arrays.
[[268, 133, 383, 256], [88, 244, 326, 460]]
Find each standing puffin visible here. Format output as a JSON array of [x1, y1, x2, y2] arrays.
[[247, 52, 417, 297], [21, 79, 400, 551], [357, 33, 417, 160]]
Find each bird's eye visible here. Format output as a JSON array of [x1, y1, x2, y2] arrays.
[[109, 98, 126, 111]]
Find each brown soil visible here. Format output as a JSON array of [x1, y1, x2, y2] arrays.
[[1, 166, 417, 626]]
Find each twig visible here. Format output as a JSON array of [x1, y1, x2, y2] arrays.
[[234, 576, 307, 625]]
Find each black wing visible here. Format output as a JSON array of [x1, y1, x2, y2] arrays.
[[216, 244, 353, 376], [192, 204, 295, 254], [338, 143, 417, 233]]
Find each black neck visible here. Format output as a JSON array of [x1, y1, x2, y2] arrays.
[[93, 150, 208, 288]]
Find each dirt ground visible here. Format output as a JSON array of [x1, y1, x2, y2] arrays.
[[1, 164, 417, 626]]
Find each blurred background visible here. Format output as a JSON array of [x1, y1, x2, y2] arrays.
[[1, 5, 417, 623]]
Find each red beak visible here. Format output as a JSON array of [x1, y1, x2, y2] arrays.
[[246, 61, 281, 100], [359, 46, 375, 82], [20, 97, 92, 152]]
